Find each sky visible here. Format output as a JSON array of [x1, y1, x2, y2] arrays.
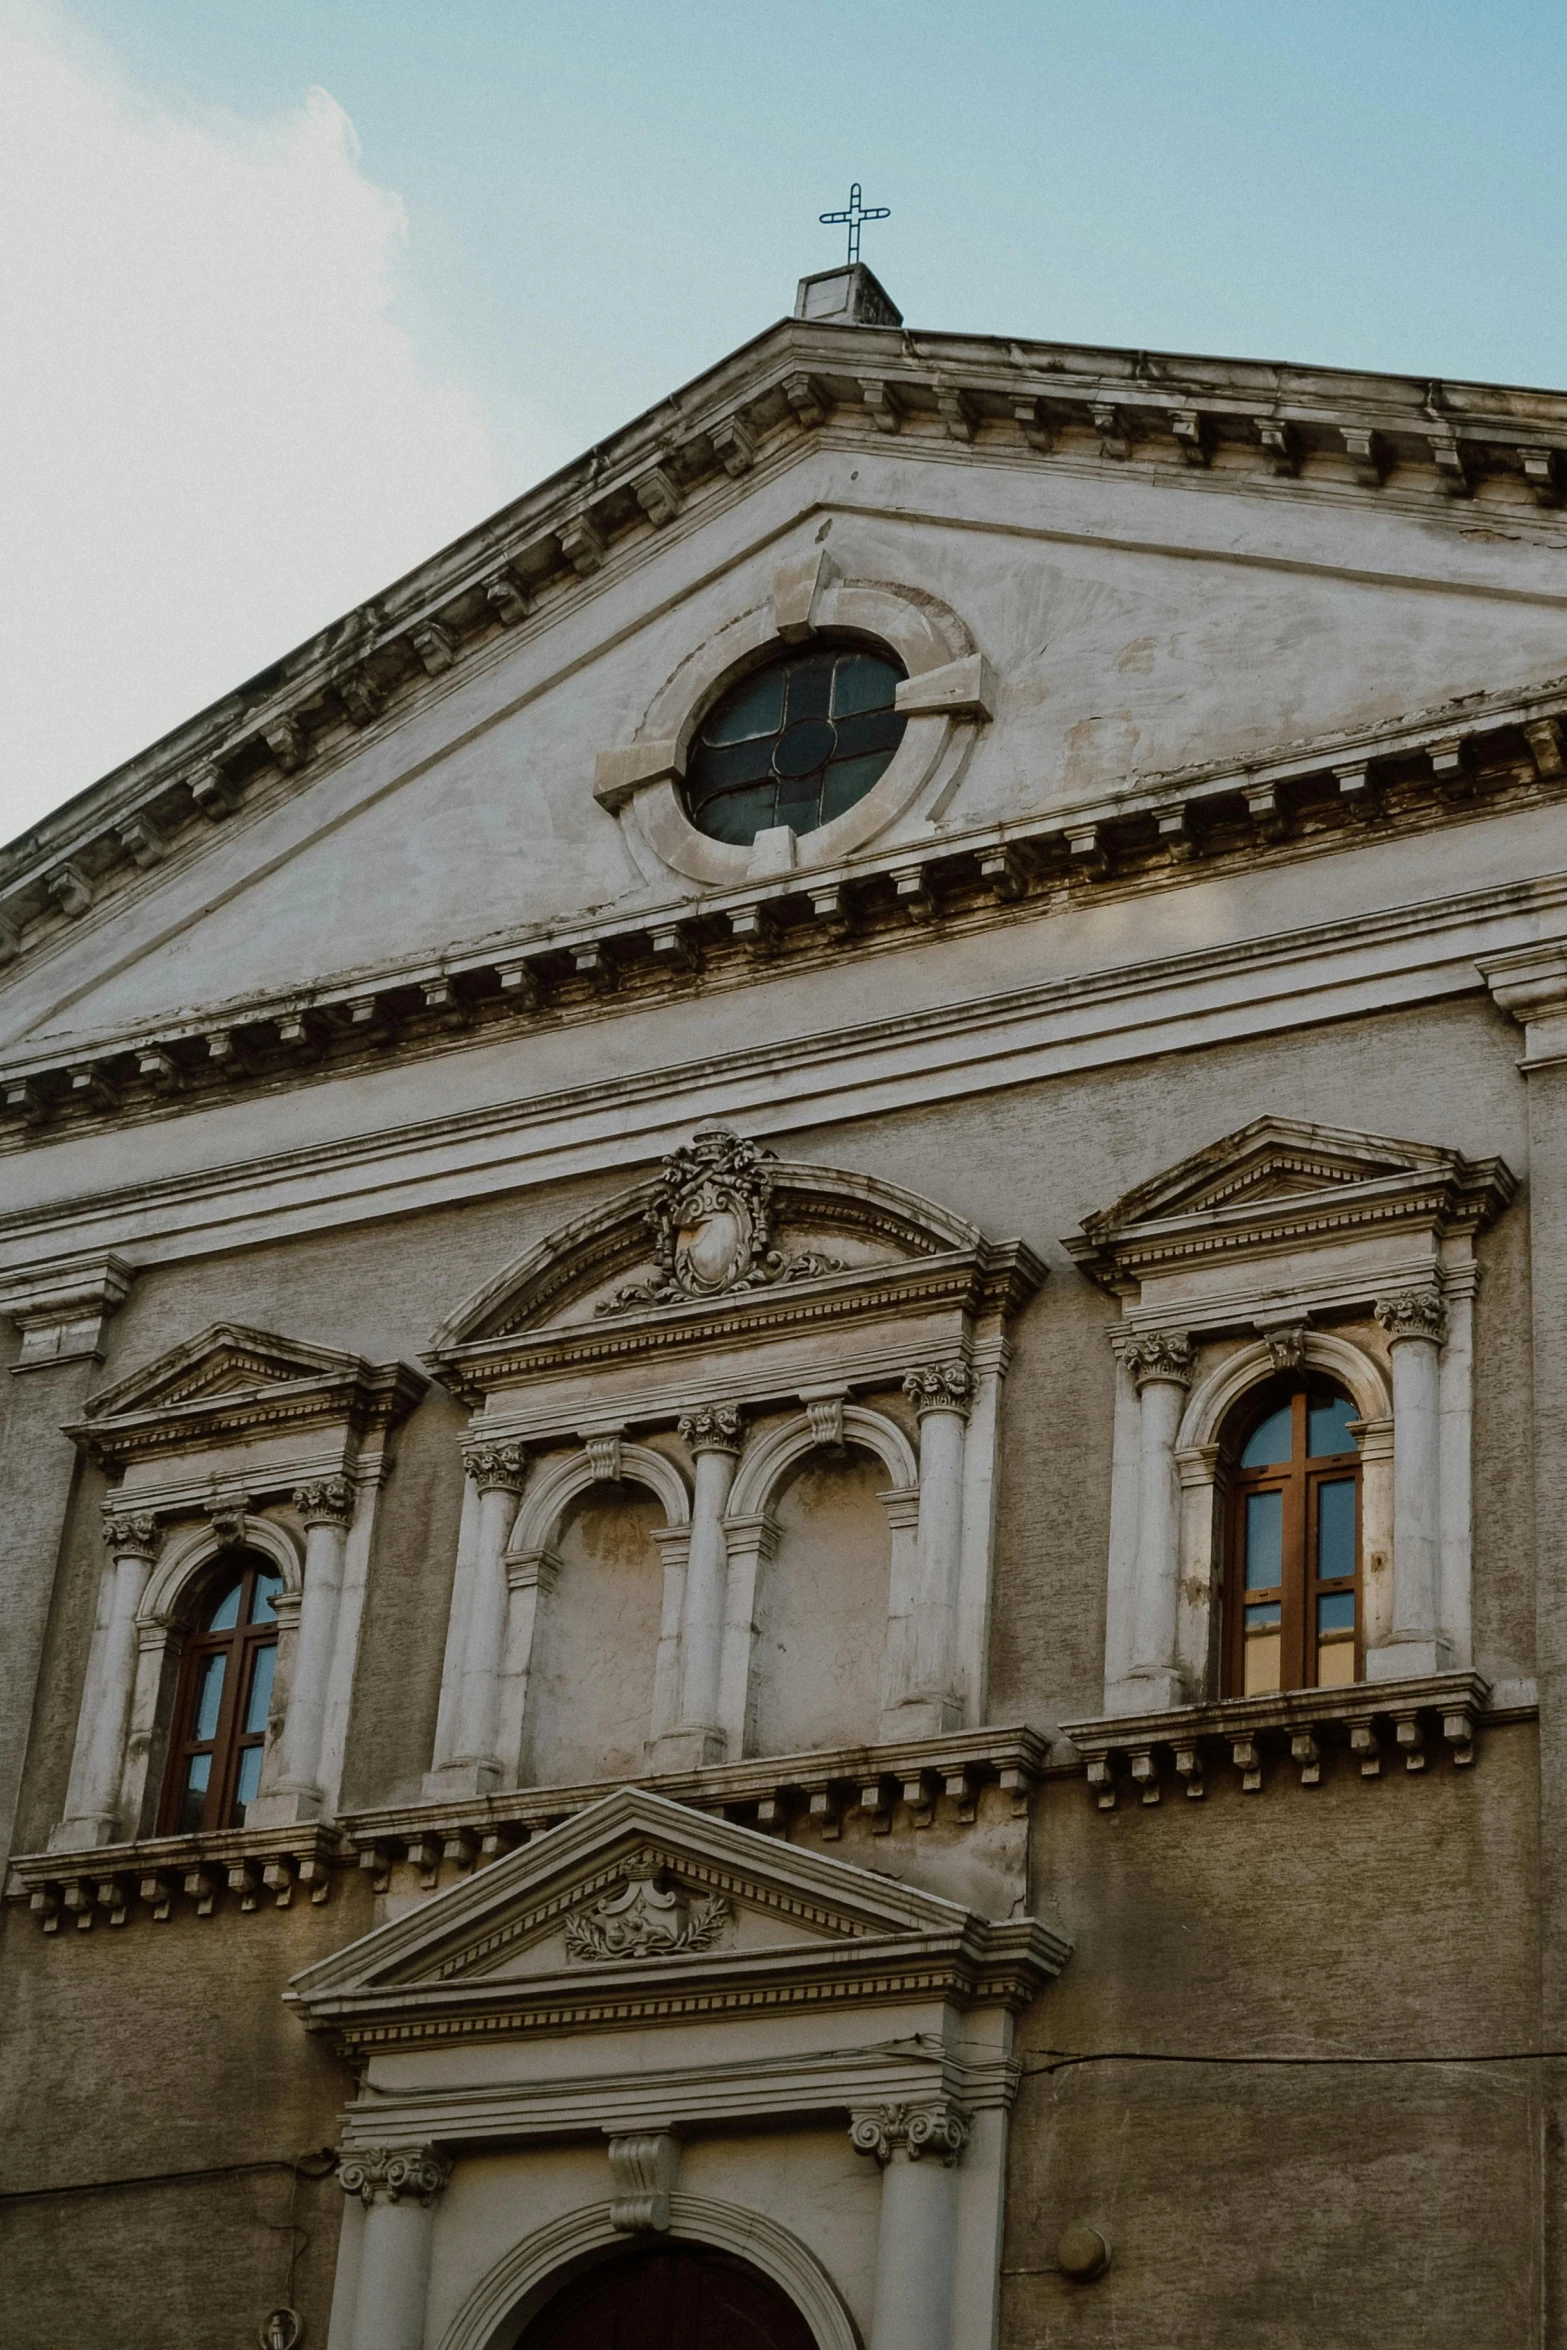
[[6, 0, 1567, 842]]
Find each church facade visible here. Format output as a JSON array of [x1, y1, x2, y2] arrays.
[[2, 261, 1565, 2348]]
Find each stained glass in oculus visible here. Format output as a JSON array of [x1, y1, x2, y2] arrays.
[[683, 644, 907, 845]]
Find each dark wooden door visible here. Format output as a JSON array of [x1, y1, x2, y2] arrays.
[[519, 2245, 819, 2350]]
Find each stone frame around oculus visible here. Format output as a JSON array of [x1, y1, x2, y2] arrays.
[[40, 1322, 425, 1858], [591, 548, 996, 889], [1064, 1116, 1515, 1722], [419, 1129, 1044, 1805]]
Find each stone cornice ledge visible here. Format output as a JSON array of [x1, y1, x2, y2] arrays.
[[9, 664, 1567, 1144], [1063, 1670, 1497, 1805], [6, 1820, 344, 1928], [344, 1725, 1049, 1889], [1, 856, 1564, 1281]]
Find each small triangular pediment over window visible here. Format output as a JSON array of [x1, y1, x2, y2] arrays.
[[286, 1787, 1068, 2055], [1067, 1116, 1515, 1292], [70, 1321, 425, 1471]]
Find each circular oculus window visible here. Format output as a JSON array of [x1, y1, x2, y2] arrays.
[[682, 641, 907, 846]]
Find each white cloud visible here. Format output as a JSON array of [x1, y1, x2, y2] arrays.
[[0, 0, 506, 839]]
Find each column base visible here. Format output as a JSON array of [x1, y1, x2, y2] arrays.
[[1365, 1638, 1454, 1682], [878, 1694, 963, 1741], [1104, 1669, 1187, 1716], [47, 1812, 120, 1854], [244, 1783, 325, 1829], [647, 1727, 727, 1772], [421, 1758, 503, 1801]]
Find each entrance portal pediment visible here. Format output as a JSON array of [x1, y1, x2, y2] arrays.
[[287, 1785, 1068, 2053]]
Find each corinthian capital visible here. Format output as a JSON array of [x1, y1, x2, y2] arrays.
[[849, 2099, 971, 2166], [101, 1510, 161, 1562], [1123, 1330, 1195, 1392], [463, 1439, 529, 1494], [902, 1363, 974, 1418], [337, 2143, 451, 2208], [291, 1476, 355, 1528], [678, 1403, 744, 1455], [1374, 1286, 1448, 1346]]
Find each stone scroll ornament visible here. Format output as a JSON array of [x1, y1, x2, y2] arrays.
[[564, 1869, 731, 1961], [598, 1126, 840, 1315]]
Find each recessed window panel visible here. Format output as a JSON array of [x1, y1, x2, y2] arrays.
[[1244, 1490, 1284, 1589], [192, 1653, 226, 1742], [232, 1745, 264, 1817], [1308, 1392, 1360, 1458], [249, 1571, 283, 1624], [243, 1644, 275, 1736], [1317, 1591, 1356, 1633], [1316, 1480, 1357, 1583], [177, 1752, 211, 1837], [1240, 1403, 1294, 1470], [206, 1579, 242, 1632], [684, 644, 907, 844]]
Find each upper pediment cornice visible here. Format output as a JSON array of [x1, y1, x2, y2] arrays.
[[10, 311, 1567, 978], [7, 659, 1567, 1146]]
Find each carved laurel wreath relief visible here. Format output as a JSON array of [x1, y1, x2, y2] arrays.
[[564, 1871, 732, 1963]]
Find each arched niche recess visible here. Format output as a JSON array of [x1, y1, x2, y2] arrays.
[[423, 1130, 1044, 1799]]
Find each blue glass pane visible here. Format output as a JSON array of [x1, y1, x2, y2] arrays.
[[1244, 1601, 1282, 1628], [243, 1643, 276, 1735], [830, 653, 901, 718], [249, 1572, 283, 1624], [1318, 1591, 1356, 1633], [703, 669, 784, 745], [205, 1580, 242, 1631], [233, 1744, 263, 1816], [1240, 1404, 1293, 1469], [1316, 1481, 1357, 1582], [782, 656, 832, 722], [1308, 1392, 1359, 1457], [177, 1751, 210, 1835], [192, 1653, 226, 1742], [1244, 1490, 1284, 1589]]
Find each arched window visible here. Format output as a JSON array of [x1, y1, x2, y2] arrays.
[[157, 1554, 283, 1835], [682, 640, 907, 844], [1222, 1379, 1361, 1697]]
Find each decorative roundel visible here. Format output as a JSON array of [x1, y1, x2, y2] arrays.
[[682, 640, 907, 846]]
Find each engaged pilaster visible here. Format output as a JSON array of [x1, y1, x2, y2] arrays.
[[249, 1477, 355, 1826], [665, 1405, 744, 1768], [447, 1440, 528, 1792], [851, 2100, 970, 2350], [1123, 1331, 1195, 1708], [52, 1509, 162, 1852], [1371, 1285, 1451, 1679], [889, 1364, 972, 1735], [338, 2145, 451, 2350]]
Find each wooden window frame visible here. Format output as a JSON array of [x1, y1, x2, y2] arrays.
[[156, 1554, 281, 1836], [1222, 1385, 1362, 1698]]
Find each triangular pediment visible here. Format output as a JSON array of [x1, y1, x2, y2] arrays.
[[72, 1321, 425, 1469], [287, 1787, 1068, 2049], [1069, 1117, 1516, 1288]]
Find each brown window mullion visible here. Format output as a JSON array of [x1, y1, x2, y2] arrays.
[[1278, 1394, 1309, 1691]]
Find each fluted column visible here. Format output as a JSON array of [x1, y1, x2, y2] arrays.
[[53, 1510, 162, 1851], [666, 1405, 743, 1767], [447, 1440, 528, 1793], [249, 1478, 354, 1826], [889, 1365, 971, 1735], [852, 2100, 970, 2350], [1371, 1285, 1452, 1679], [337, 2145, 451, 2350], [1124, 1331, 1194, 1709]]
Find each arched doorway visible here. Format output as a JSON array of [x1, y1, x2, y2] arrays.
[[517, 2242, 820, 2350]]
